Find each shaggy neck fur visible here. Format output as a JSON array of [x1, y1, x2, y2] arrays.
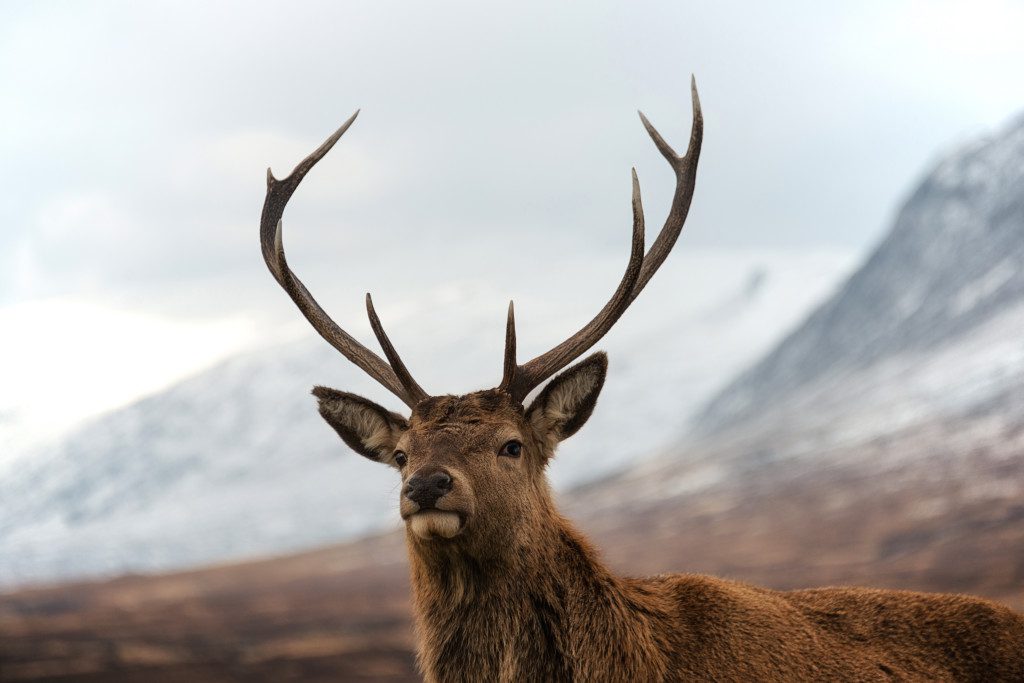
[[407, 498, 676, 683]]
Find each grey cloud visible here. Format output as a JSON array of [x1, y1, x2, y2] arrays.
[[1, 0, 1021, 305]]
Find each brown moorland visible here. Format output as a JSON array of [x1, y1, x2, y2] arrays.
[[2, 405, 1022, 682]]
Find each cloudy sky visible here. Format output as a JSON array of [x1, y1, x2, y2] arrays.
[[2, 0, 1023, 449]]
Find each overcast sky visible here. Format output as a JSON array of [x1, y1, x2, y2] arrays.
[[2, 0, 1023, 447]]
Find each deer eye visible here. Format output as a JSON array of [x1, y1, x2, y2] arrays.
[[393, 451, 408, 468], [499, 440, 522, 458]]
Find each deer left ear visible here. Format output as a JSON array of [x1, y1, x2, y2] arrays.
[[526, 352, 608, 449]]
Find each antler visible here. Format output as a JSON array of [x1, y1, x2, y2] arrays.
[[500, 77, 704, 403], [260, 111, 429, 408]]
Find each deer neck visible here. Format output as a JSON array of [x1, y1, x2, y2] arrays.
[[407, 508, 662, 682]]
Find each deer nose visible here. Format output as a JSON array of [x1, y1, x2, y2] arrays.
[[404, 470, 453, 509]]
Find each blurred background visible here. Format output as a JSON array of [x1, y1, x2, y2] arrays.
[[1, 1, 1023, 680]]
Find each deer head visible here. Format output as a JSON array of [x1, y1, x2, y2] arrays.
[[260, 79, 702, 552]]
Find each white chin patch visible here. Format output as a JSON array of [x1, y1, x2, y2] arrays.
[[409, 511, 462, 540]]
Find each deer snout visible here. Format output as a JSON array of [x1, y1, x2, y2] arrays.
[[404, 470, 453, 509]]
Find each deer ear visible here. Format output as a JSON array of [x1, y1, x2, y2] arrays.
[[313, 386, 408, 467], [526, 352, 607, 448]]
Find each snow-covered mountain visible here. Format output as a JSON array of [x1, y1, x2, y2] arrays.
[[698, 113, 1024, 432], [573, 112, 1024, 532], [563, 115, 1024, 604], [0, 248, 854, 587]]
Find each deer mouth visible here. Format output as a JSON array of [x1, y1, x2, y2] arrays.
[[407, 510, 465, 540]]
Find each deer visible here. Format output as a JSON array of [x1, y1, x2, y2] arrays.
[[260, 79, 1024, 682]]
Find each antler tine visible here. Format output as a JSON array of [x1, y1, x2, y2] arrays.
[[499, 300, 517, 392], [261, 111, 360, 282], [631, 75, 703, 302], [365, 294, 429, 405], [504, 79, 703, 403], [260, 112, 426, 409], [506, 168, 647, 402]]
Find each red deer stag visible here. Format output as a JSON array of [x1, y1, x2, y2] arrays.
[[260, 79, 1024, 681]]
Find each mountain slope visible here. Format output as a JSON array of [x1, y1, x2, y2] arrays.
[[563, 112, 1024, 584], [699, 114, 1024, 430]]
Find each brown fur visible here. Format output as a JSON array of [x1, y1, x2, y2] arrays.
[[314, 355, 1024, 681]]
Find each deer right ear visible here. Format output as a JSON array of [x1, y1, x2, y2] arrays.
[[312, 386, 408, 467]]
